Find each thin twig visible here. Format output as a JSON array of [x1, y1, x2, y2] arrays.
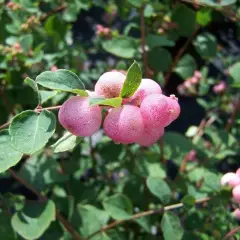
[[0, 105, 61, 130], [87, 197, 210, 239], [140, 6, 149, 78], [164, 26, 199, 85], [225, 107, 238, 132], [8, 168, 83, 240], [223, 226, 240, 239], [40, 5, 66, 21]]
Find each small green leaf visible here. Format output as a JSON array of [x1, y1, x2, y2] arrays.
[[181, 195, 195, 209], [36, 69, 86, 94], [9, 110, 56, 154], [20, 34, 33, 52], [11, 200, 56, 240], [51, 132, 81, 153], [39, 90, 58, 104], [161, 212, 184, 240], [196, 8, 212, 26], [174, 54, 196, 79], [146, 176, 171, 204], [24, 77, 41, 104], [199, 0, 236, 6], [0, 213, 16, 240], [120, 61, 142, 98], [149, 48, 172, 72], [89, 97, 122, 107], [103, 194, 133, 220], [194, 32, 217, 58], [172, 4, 196, 37], [146, 34, 175, 48], [102, 36, 137, 59], [229, 62, 240, 88], [0, 130, 23, 173]]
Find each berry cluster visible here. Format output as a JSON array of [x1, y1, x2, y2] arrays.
[[58, 71, 180, 146], [221, 169, 240, 218]]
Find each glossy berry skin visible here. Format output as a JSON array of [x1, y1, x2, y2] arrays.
[[103, 105, 144, 144], [233, 185, 240, 203], [164, 94, 181, 126], [140, 94, 169, 128], [221, 173, 240, 188], [131, 78, 162, 105], [135, 125, 164, 146], [95, 71, 125, 98], [233, 209, 240, 220], [58, 96, 102, 137]]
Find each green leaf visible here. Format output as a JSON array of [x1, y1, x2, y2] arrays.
[[128, 0, 143, 7], [0, 130, 23, 173], [20, 34, 33, 52], [229, 62, 240, 88], [194, 32, 217, 58], [103, 194, 133, 220], [36, 69, 86, 95], [0, 213, 16, 239], [9, 110, 56, 154], [181, 195, 195, 209], [146, 176, 171, 204], [89, 97, 122, 107], [39, 90, 58, 104], [172, 4, 196, 37], [174, 54, 196, 79], [51, 132, 81, 153], [120, 61, 142, 98], [161, 212, 184, 240], [199, 0, 236, 6], [146, 34, 175, 48], [72, 204, 109, 238], [24, 77, 41, 105], [11, 200, 56, 240], [144, 4, 154, 17], [102, 36, 137, 59], [149, 48, 172, 72], [196, 8, 212, 26]]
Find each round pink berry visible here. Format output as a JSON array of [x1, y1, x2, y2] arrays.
[[135, 126, 164, 147], [194, 70, 202, 79], [103, 105, 144, 144], [95, 71, 125, 98], [236, 169, 240, 178], [233, 185, 240, 203], [190, 76, 199, 84], [233, 209, 240, 220], [131, 78, 162, 105], [164, 94, 180, 126], [140, 94, 169, 128], [58, 96, 102, 137], [221, 173, 240, 188]]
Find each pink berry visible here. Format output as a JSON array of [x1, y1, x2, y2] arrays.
[[103, 105, 144, 144], [95, 72, 125, 98], [194, 70, 202, 79], [213, 81, 226, 94], [190, 76, 199, 84], [140, 94, 169, 128], [233, 209, 240, 220], [131, 78, 162, 105], [58, 96, 102, 137], [164, 94, 181, 126], [233, 185, 240, 203], [221, 173, 240, 187], [186, 150, 197, 161], [236, 168, 240, 178], [135, 125, 164, 147]]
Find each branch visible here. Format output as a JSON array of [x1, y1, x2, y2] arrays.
[[164, 26, 199, 85], [87, 197, 210, 239], [8, 168, 83, 240], [0, 105, 61, 130], [223, 226, 240, 239], [40, 5, 66, 21], [140, 6, 149, 78]]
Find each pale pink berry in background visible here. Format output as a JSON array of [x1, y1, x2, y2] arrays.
[[111, 69, 127, 75], [233, 185, 240, 203], [213, 81, 226, 94], [95, 71, 126, 98], [130, 78, 162, 105], [140, 94, 169, 128], [221, 173, 240, 187], [190, 76, 199, 84], [186, 150, 197, 161], [51, 65, 58, 72], [96, 24, 111, 36], [183, 80, 192, 89], [58, 96, 102, 137], [236, 169, 240, 178], [135, 126, 164, 147], [194, 70, 202, 79], [177, 84, 185, 95], [233, 209, 240, 220], [164, 94, 180, 126], [103, 105, 144, 144]]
